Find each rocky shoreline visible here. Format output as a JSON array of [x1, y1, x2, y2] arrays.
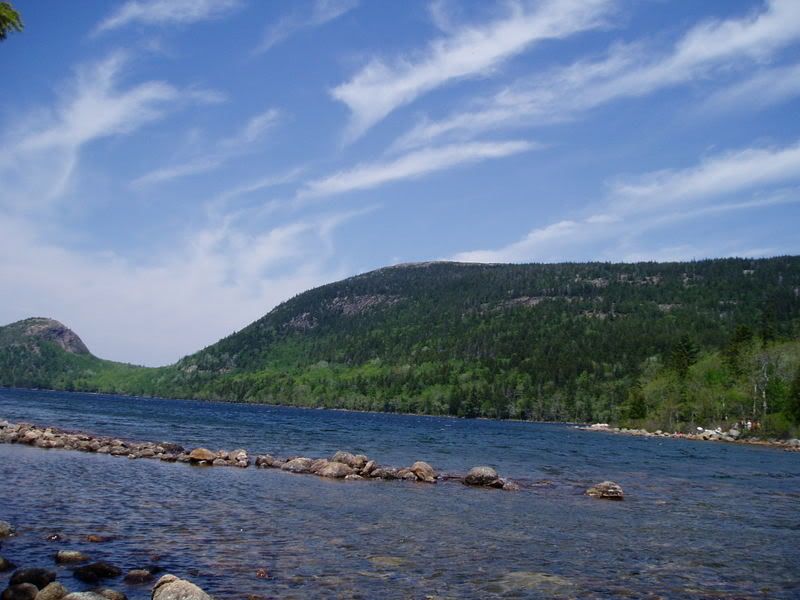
[[577, 423, 800, 451]]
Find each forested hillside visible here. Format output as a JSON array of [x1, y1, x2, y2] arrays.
[[2, 258, 800, 432]]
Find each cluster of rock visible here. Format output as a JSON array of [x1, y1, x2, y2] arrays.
[[580, 423, 800, 451], [255, 450, 439, 483], [0, 420, 529, 492], [0, 523, 211, 600], [0, 421, 248, 467]]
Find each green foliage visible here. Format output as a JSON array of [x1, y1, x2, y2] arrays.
[[670, 334, 698, 380], [2, 257, 800, 427], [788, 366, 800, 425], [0, 2, 22, 41]]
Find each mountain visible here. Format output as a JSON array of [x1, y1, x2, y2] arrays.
[[2, 258, 800, 429]]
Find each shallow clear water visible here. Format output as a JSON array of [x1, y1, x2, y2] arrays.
[[1, 388, 799, 599]]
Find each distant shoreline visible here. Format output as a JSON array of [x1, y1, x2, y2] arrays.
[[577, 423, 800, 452]]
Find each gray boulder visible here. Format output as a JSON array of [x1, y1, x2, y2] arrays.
[[35, 582, 68, 600], [409, 461, 436, 483], [151, 575, 213, 600], [281, 458, 314, 473], [464, 466, 499, 486], [317, 462, 353, 478]]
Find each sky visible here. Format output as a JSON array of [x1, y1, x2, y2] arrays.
[[2, 0, 800, 366]]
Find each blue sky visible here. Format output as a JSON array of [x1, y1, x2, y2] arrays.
[[2, 0, 800, 365]]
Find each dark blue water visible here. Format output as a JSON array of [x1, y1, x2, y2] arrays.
[[1, 388, 799, 599]]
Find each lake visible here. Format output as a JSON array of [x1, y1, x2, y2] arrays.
[[1, 388, 799, 599]]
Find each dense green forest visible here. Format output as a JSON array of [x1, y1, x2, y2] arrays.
[[2, 258, 800, 435]]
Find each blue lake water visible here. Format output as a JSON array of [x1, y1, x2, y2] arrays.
[[1, 388, 799, 599]]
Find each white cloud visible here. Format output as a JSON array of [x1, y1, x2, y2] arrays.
[[256, 0, 358, 53], [131, 108, 281, 187], [331, 0, 613, 140], [299, 140, 536, 199], [0, 53, 212, 210], [0, 209, 364, 366], [704, 62, 800, 111], [96, 0, 241, 34], [452, 141, 800, 263], [399, 0, 800, 149]]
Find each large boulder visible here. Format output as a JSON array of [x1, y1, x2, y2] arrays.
[[330, 451, 357, 467], [308, 459, 330, 474], [2, 584, 38, 600], [409, 461, 436, 483], [464, 466, 500, 486], [254, 455, 277, 468], [187, 448, 216, 463], [10, 569, 57, 589], [586, 481, 624, 500], [151, 575, 213, 600], [35, 582, 68, 600], [280, 458, 314, 474], [317, 462, 353, 478]]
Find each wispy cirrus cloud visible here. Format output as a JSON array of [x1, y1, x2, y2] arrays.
[[298, 139, 536, 200], [131, 108, 281, 187], [398, 0, 800, 149], [0, 53, 217, 210], [330, 0, 614, 141], [95, 0, 242, 34], [452, 140, 800, 263], [255, 0, 358, 54]]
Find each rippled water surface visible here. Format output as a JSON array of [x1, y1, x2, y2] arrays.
[[1, 388, 799, 599]]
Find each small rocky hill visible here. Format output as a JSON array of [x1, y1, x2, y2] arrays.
[[0, 317, 90, 355]]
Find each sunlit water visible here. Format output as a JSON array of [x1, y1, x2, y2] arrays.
[[1, 388, 799, 599]]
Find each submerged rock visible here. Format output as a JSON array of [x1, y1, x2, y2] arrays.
[[55, 551, 88, 564], [10, 569, 57, 589], [0, 556, 17, 572], [464, 466, 499, 486], [2, 584, 38, 600], [151, 575, 212, 600], [85, 535, 112, 544], [73, 563, 121, 584], [586, 481, 624, 500], [122, 570, 152, 585], [0, 521, 14, 538]]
